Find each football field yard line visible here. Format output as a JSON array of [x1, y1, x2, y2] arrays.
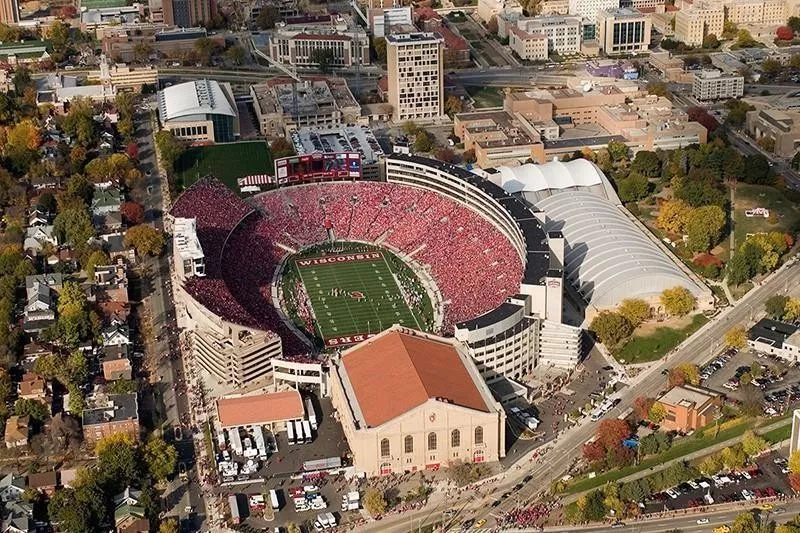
[[381, 253, 422, 331]]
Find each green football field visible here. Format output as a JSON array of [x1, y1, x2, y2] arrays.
[[295, 252, 421, 346], [175, 141, 272, 194]]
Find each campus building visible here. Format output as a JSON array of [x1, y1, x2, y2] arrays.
[[748, 318, 800, 362], [329, 327, 506, 476], [746, 108, 800, 158], [157, 79, 239, 143], [265, 15, 370, 69], [386, 32, 444, 123], [655, 385, 722, 433], [596, 8, 652, 56], [507, 15, 583, 57], [692, 69, 744, 101], [567, 0, 618, 20], [249, 77, 361, 138], [0, 0, 17, 24], [173, 218, 206, 281], [162, 0, 216, 27], [673, 4, 724, 47], [726, 0, 786, 24]]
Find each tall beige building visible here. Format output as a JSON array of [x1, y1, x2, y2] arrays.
[[0, 0, 17, 24], [674, 4, 724, 46], [726, 0, 785, 24], [386, 32, 444, 123], [596, 8, 652, 56], [329, 326, 506, 477]]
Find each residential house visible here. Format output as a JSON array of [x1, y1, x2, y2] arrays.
[[58, 468, 78, 488], [27, 208, 49, 227], [29, 175, 60, 191], [101, 232, 136, 263], [25, 274, 63, 295], [0, 475, 26, 503], [656, 384, 722, 432], [23, 225, 57, 255], [18, 373, 47, 402], [102, 324, 132, 347], [91, 183, 123, 216], [82, 393, 140, 446], [1, 501, 33, 533], [22, 283, 56, 333], [94, 209, 123, 232], [114, 488, 149, 533], [102, 349, 132, 381], [95, 262, 130, 325], [26, 471, 57, 497], [21, 343, 53, 373], [3, 416, 29, 449]]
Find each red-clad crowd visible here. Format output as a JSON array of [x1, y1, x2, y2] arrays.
[[171, 178, 523, 349]]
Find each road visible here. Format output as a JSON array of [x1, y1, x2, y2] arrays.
[[133, 102, 204, 530], [352, 260, 800, 533]]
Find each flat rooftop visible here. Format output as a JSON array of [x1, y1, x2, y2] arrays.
[[749, 318, 799, 349], [252, 78, 357, 117], [658, 385, 718, 408], [290, 125, 384, 164], [458, 110, 540, 149], [82, 393, 138, 426]]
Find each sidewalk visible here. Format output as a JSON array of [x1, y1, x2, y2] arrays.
[[563, 416, 792, 504]]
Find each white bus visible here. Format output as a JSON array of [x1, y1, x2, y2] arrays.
[[269, 489, 280, 510], [301, 420, 312, 444], [287, 421, 296, 446]]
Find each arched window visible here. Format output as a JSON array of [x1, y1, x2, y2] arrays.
[[451, 429, 461, 448], [404, 435, 414, 454], [380, 438, 390, 457], [427, 432, 437, 451], [474, 426, 484, 445]]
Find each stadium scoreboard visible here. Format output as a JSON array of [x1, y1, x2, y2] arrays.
[[274, 152, 362, 184]]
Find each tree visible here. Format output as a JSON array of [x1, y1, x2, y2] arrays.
[[310, 48, 335, 73], [462, 149, 476, 164], [67, 384, 85, 415], [583, 440, 606, 463], [444, 95, 463, 116], [434, 147, 457, 163], [698, 455, 722, 476], [789, 450, 800, 474], [660, 287, 695, 316], [703, 33, 720, 48], [373, 37, 387, 62], [742, 154, 772, 185], [193, 37, 216, 65], [577, 490, 607, 521], [413, 131, 434, 153], [53, 207, 93, 251], [154, 130, 184, 176], [741, 430, 768, 458], [747, 232, 789, 273], [762, 58, 783, 75], [656, 199, 691, 235], [777, 25, 794, 41], [724, 326, 747, 349], [144, 437, 178, 481], [225, 45, 246, 65], [49, 20, 70, 52], [120, 201, 145, 226], [596, 419, 631, 451], [133, 42, 153, 63], [256, 5, 279, 29], [61, 97, 96, 147], [785, 297, 800, 321], [618, 173, 649, 202], [618, 298, 650, 327], [684, 205, 726, 253], [48, 476, 106, 533], [648, 402, 667, 423], [758, 137, 776, 153], [286, 523, 301, 533], [402, 121, 420, 136], [719, 445, 747, 471], [737, 28, 757, 47], [631, 151, 661, 177], [589, 311, 633, 346], [669, 363, 701, 386], [607, 141, 630, 163], [766, 294, 789, 318], [14, 398, 49, 421], [33, 353, 63, 381], [124, 225, 165, 257], [633, 396, 655, 420], [96, 433, 137, 487], [159, 518, 180, 533], [363, 487, 387, 516], [7, 119, 40, 151], [647, 82, 670, 98], [66, 350, 88, 385], [688, 106, 720, 133], [270, 137, 294, 159], [83, 250, 110, 278]]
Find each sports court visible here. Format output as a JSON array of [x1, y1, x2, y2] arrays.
[[294, 251, 420, 346]]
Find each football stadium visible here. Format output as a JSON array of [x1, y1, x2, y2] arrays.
[[170, 153, 581, 390]]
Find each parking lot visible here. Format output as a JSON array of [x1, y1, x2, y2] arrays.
[[644, 450, 792, 514]]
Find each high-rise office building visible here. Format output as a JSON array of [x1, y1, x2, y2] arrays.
[[596, 7, 651, 55], [163, 0, 215, 27], [386, 32, 444, 123]]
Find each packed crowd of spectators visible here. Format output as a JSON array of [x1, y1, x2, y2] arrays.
[[171, 178, 523, 348], [501, 502, 559, 528]]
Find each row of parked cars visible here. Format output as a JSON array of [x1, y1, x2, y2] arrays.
[[763, 383, 800, 416], [700, 349, 737, 383]]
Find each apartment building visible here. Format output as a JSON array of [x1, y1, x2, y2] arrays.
[[596, 8, 652, 55], [540, 0, 570, 14], [568, 0, 619, 21], [82, 393, 140, 447], [726, 0, 785, 24], [692, 69, 744, 100], [266, 16, 370, 68], [386, 32, 444, 123], [163, 0, 216, 27], [509, 27, 549, 60], [514, 15, 583, 55], [673, 4, 724, 46]]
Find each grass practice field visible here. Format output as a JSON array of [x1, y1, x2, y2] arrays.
[[175, 141, 272, 193], [294, 251, 421, 346]]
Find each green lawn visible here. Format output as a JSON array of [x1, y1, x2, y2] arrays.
[[762, 423, 792, 444], [175, 141, 272, 194], [79, 0, 127, 7], [465, 86, 504, 108], [733, 183, 800, 249], [294, 248, 422, 346], [614, 314, 709, 364]]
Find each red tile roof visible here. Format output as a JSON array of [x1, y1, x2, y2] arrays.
[[438, 26, 469, 51], [341, 329, 490, 428], [414, 6, 443, 21], [216, 391, 305, 428]]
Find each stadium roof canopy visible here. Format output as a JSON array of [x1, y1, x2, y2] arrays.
[[488, 159, 620, 204], [536, 191, 707, 309], [158, 79, 236, 123]]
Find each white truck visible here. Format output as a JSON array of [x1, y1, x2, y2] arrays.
[[341, 491, 360, 511], [305, 397, 318, 430]]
